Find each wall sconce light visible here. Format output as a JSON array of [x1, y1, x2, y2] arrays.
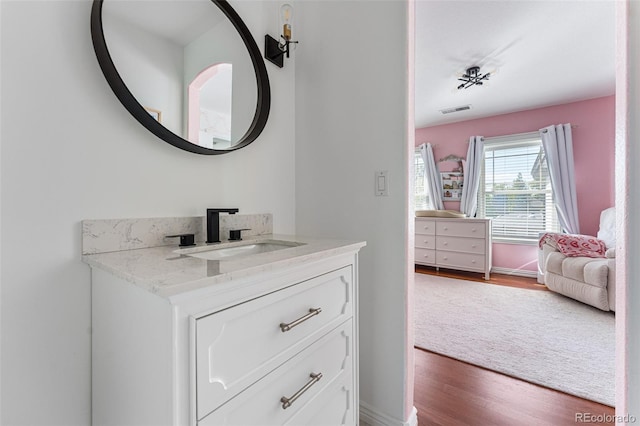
[[264, 4, 299, 68]]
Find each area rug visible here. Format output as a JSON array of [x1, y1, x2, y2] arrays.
[[413, 273, 615, 406]]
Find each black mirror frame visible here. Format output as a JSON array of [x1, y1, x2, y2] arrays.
[[90, 0, 271, 155]]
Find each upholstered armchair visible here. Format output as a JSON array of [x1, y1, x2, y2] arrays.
[[538, 207, 616, 312]]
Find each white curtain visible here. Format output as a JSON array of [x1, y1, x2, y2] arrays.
[[539, 124, 580, 234], [419, 143, 444, 210], [460, 136, 484, 216]]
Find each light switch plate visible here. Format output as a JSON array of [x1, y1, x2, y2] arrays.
[[375, 171, 389, 196]]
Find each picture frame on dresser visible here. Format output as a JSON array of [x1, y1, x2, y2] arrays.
[[441, 172, 463, 200]]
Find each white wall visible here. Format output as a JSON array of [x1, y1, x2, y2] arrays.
[[184, 14, 255, 144], [104, 9, 185, 136], [294, 1, 412, 423], [0, 1, 295, 424]]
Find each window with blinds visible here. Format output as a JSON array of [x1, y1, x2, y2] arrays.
[[414, 150, 430, 210], [478, 133, 561, 242]]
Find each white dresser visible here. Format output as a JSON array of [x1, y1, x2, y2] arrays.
[[415, 217, 492, 279]]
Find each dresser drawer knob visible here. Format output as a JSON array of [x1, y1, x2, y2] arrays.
[[472, 244, 477, 249], [472, 228, 477, 232], [472, 260, 476, 264], [443, 227, 448, 231], [281, 372, 323, 409], [280, 308, 322, 332], [443, 242, 448, 246]]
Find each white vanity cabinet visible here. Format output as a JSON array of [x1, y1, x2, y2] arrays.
[[89, 248, 360, 426], [415, 217, 492, 279]]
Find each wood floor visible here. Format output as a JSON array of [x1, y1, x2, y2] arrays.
[[415, 264, 547, 290], [413, 266, 615, 425]]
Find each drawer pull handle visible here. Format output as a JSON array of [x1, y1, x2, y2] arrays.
[[280, 308, 322, 332], [281, 372, 323, 409]]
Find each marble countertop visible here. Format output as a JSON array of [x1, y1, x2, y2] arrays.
[[82, 234, 366, 298]]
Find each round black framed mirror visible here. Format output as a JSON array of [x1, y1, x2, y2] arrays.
[[91, 0, 270, 155]]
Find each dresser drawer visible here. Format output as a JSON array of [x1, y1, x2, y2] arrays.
[[436, 236, 485, 254], [415, 234, 435, 249], [198, 320, 354, 426], [415, 248, 436, 265], [195, 266, 353, 420], [415, 219, 436, 236], [437, 251, 485, 272], [436, 220, 486, 238]]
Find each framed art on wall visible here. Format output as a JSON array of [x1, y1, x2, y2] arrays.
[[144, 107, 162, 123], [441, 172, 463, 200]]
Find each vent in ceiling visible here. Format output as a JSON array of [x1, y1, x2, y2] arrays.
[[440, 105, 471, 115]]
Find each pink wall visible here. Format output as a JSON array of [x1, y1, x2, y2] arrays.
[[415, 96, 615, 272]]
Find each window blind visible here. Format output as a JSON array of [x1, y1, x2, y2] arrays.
[[478, 133, 560, 242]]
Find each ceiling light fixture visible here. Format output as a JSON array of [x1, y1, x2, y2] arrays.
[[457, 66, 490, 90]]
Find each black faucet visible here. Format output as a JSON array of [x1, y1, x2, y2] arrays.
[[206, 208, 239, 243]]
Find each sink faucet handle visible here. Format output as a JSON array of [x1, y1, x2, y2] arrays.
[[229, 229, 251, 241], [165, 234, 196, 247], [206, 208, 239, 214]]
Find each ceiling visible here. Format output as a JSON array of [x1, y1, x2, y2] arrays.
[[414, 0, 616, 129], [104, 0, 223, 46]]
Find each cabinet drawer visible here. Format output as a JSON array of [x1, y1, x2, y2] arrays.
[[198, 320, 354, 426], [437, 251, 485, 272], [436, 236, 485, 254], [195, 266, 353, 420], [415, 248, 436, 265], [285, 375, 354, 426], [415, 219, 436, 236], [436, 221, 486, 238], [415, 234, 435, 249]]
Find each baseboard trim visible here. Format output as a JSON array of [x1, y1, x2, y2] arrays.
[[491, 266, 537, 279], [406, 406, 418, 426], [360, 403, 418, 426]]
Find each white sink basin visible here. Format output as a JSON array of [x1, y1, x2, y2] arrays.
[[182, 240, 305, 261]]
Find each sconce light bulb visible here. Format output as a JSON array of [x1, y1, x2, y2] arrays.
[[280, 4, 293, 41]]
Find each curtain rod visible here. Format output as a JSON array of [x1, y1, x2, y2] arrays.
[[478, 125, 579, 141], [416, 142, 438, 150]]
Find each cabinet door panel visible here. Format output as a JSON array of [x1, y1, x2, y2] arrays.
[[196, 266, 353, 419], [415, 248, 436, 266], [436, 235, 485, 254], [198, 321, 354, 426], [437, 251, 486, 272], [436, 220, 486, 238], [286, 380, 354, 426], [415, 235, 435, 249], [415, 219, 436, 236]]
